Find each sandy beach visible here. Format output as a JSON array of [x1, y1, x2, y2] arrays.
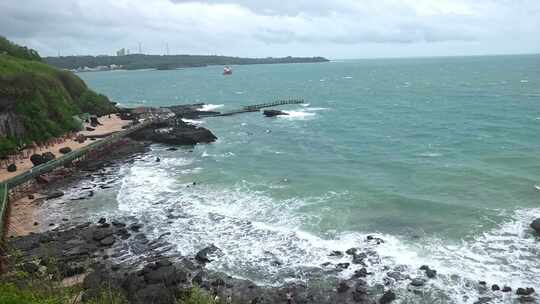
[[0, 114, 129, 183], [5, 194, 45, 237], [2, 114, 130, 237]]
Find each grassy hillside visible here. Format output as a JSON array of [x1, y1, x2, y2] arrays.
[[0, 37, 117, 157]]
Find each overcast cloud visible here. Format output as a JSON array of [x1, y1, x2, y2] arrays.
[[1, 0, 539, 58]]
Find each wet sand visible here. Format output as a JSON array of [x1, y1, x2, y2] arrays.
[[5, 193, 44, 237]]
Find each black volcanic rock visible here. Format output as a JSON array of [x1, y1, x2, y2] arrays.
[[46, 191, 64, 200], [30, 154, 44, 166], [263, 109, 288, 117], [531, 218, 540, 234], [516, 287, 535, 296], [195, 244, 219, 264], [59, 147, 72, 154], [130, 121, 216, 146], [8, 219, 385, 304], [379, 290, 396, 304], [42, 151, 56, 163], [7, 163, 17, 172]]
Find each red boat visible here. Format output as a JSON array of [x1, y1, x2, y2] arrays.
[[223, 66, 232, 75]]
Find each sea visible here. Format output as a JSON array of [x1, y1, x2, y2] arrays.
[[47, 55, 540, 303]]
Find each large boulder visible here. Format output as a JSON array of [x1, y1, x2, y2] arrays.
[[195, 244, 219, 264], [30, 154, 45, 166], [379, 290, 396, 304], [41, 152, 56, 163], [90, 116, 102, 127], [7, 163, 17, 172], [263, 109, 288, 117], [59, 147, 72, 154], [130, 122, 217, 146], [46, 191, 64, 200], [531, 218, 540, 234], [516, 287, 535, 296]]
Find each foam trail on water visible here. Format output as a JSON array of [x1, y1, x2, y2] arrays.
[[201, 104, 224, 111], [103, 156, 540, 303], [182, 118, 205, 125], [282, 109, 316, 120]]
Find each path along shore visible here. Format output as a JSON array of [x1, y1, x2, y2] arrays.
[[0, 114, 130, 183], [2, 114, 130, 238]]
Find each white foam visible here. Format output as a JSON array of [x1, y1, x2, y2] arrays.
[[343, 76, 353, 79], [365, 208, 540, 303], [281, 109, 317, 120], [418, 152, 443, 158], [306, 107, 328, 111], [181, 118, 205, 125], [520, 80, 529, 83], [201, 104, 224, 111], [46, 155, 540, 302]]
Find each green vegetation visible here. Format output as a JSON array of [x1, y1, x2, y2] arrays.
[[45, 54, 330, 70], [0, 281, 222, 304], [0, 282, 77, 304], [0, 36, 41, 62], [178, 287, 221, 304], [0, 36, 117, 157]]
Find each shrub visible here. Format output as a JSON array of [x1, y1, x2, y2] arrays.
[[178, 287, 222, 304]]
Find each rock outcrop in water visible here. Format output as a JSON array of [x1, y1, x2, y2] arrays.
[[263, 109, 288, 117], [531, 218, 540, 234], [130, 124, 217, 145], [166, 103, 220, 119], [129, 120, 216, 146]]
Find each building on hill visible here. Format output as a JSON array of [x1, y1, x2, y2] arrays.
[[116, 48, 126, 56]]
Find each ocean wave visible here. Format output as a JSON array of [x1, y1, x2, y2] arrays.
[[417, 152, 443, 158], [306, 107, 329, 111], [200, 104, 224, 111], [181, 118, 205, 125], [48, 155, 540, 303], [281, 109, 317, 120]]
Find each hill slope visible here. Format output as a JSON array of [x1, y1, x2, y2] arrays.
[[45, 54, 330, 71], [0, 37, 117, 156]]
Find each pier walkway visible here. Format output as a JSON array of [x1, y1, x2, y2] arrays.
[[202, 98, 305, 117]]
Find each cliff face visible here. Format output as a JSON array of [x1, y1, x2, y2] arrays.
[[0, 37, 117, 156]]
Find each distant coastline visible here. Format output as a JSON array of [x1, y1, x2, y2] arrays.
[[44, 54, 330, 72]]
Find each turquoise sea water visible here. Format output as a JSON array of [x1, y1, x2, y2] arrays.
[[55, 55, 540, 302]]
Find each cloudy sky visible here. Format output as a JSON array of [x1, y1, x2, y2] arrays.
[[1, 0, 539, 58]]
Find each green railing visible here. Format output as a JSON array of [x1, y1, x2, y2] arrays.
[[2, 120, 153, 189], [0, 118, 159, 238], [0, 183, 7, 237]]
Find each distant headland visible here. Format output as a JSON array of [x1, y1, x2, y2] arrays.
[[44, 54, 330, 72]]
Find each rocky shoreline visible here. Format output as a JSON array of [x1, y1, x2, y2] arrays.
[[3, 118, 539, 304], [7, 219, 391, 304], [8, 213, 539, 304]]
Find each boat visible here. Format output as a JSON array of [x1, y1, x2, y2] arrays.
[[223, 66, 232, 75]]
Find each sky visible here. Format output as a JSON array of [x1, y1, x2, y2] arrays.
[[1, 0, 540, 59]]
